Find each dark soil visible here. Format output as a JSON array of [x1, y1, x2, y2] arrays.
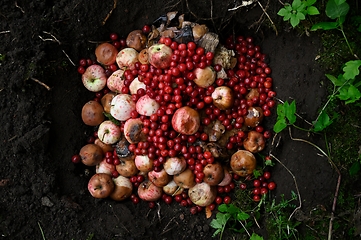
[[0, 0, 339, 239]]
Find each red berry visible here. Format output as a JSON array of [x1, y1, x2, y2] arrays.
[[71, 154, 81, 164]]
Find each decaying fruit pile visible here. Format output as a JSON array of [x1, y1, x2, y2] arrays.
[[71, 12, 277, 215]]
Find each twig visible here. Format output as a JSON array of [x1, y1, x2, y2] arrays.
[[37, 222, 46, 240], [15, 1, 25, 13], [257, 1, 278, 36], [185, 0, 214, 21], [238, 219, 251, 237], [39, 31, 75, 66], [228, 0, 257, 11], [102, 0, 118, 25], [269, 152, 302, 221], [160, 217, 178, 235], [30, 77, 51, 91], [288, 127, 341, 240], [61, 50, 75, 66], [0, 30, 10, 34]]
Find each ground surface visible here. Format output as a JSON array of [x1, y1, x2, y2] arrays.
[[0, 0, 341, 239]]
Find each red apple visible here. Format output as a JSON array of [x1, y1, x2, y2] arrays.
[[202, 162, 224, 186], [110, 94, 136, 121], [97, 120, 121, 145], [82, 64, 107, 92], [87, 173, 115, 199], [211, 86, 234, 110], [147, 44, 172, 69], [106, 69, 125, 93], [171, 106, 200, 135], [148, 168, 172, 187], [138, 180, 163, 201]]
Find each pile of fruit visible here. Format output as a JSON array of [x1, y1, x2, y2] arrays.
[[71, 12, 277, 215]]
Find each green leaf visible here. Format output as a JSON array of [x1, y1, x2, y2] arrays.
[[218, 204, 228, 213], [236, 211, 250, 221], [297, 11, 306, 20], [345, 85, 361, 104], [334, 0, 346, 5], [305, 0, 317, 7], [312, 111, 332, 132], [311, 21, 339, 30], [307, 6, 320, 15], [290, 14, 300, 27], [276, 103, 286, 118], [296, 2, 306, 12], [277, 8, 290, 17], [342, 60, 361, 80], [292, 0, 302, 10], [326, 0, 349, 19], [349, 161, 360, 176], [326, 74, 345, 86], [273, 119, 287, 133], [250, 233, 264, 240], [285, 100, 297, 124]]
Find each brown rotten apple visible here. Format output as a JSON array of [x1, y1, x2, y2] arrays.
[[188, 182, 217, 207], [126, 30, 147, 51], [81, 100, 105, 126], [171, 106, 200, 135], [202, 162, 224, 186], [230, 150, 257, 177], [244, 107, 264, 128], [211, 86, 234, 110], [79, 144, 104, 166], [87, 173, 115, 199], [173, 168, 196, 189], [243, 131, 265, 153], [110, 175, 133, 201]]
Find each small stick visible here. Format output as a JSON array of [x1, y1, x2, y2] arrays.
[[238, 219, 251, 237], [38, 222, 46, 240], [160, 217, 177, 235], [257, 0, 278, 36], [0, 30, 10, 34], [269, 151, 302, 222], [15, 1, 25, 13], [102, 0, 118, 25], [62, 50, 75, 66], [30, 77, 51, 91]]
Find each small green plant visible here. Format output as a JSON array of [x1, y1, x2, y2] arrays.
[[311, 0, 356, 57], [278, 0, 320, 28], [273, 100, 296, 133], [266, 192, 300, 240], [210, 203, 254, 239]]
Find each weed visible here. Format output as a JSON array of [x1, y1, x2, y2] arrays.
[[311, 0, 357, 58], [278, 0, 320, 28]]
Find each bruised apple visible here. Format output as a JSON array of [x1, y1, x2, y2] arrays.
[[243, 131, 265, 153], [218, 167, 233, 187], [211, 86, 234, 110], [173, 168, 196, 189], [163, 180, 183, 196], [116, 159, 138, 177], [123, 118, 146, 144], [171, 106, 200, 135], [79, 144, 104, 166], [116, 48, 139, 70], [100, 92, 116, 114], [230, 150, 257, 177], [163, 156, 187, 175], [188, 182, 217, 207], [87, 173, 115, 198], [96, 158, 116, 175], [134, 155, 154, 172], [94, 138, 114, 154], [110, 175, 133, 201], [81, 100, 105, 126], [106, 69, 125, 93], [244, 107, 264, 128], [138, 180, 163, 201], [202, 162, 224, 186], [148, 168, 172, 187], [147, 44, 172, 69], [126, 30, 147, 51], [95, 42, 118, 66], [193, 66, 216, 88]]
